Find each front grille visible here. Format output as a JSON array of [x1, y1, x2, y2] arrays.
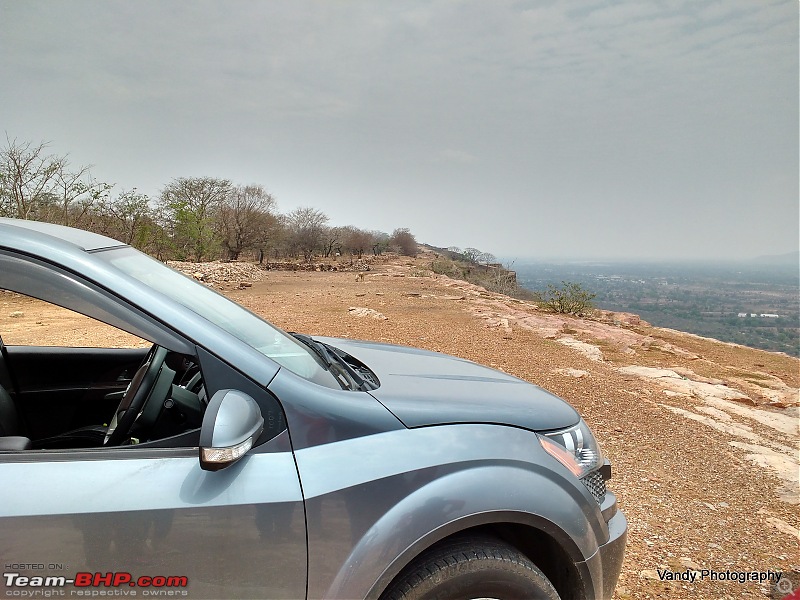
[[581, 470, 606, 504]]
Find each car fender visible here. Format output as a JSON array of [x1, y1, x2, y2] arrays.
[[318, 460, 606, 599]]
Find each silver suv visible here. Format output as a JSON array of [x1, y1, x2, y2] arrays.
[[0, 218, 626, 599]]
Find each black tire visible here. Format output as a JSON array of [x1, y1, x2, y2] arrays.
[[382, 535, 561, 600]]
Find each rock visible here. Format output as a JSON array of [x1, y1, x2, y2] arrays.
[[168, 261, 265, 286], [556, 338, 604, 362], [259, 259, 372, 272], [598, 310, 649, 327], [9, 311, 23, 318], [620, 366, 753, 403], [765, 517, 800, 539], [768, 399, 796, 408], [556, 368, 590, 379], [672, 367, 724, 385], [639, 569, 661, 580], [348, 307, 388, 320], [727, 374, 800, 408], [695, 406, 733, 421], [679, 557, 702, 570]]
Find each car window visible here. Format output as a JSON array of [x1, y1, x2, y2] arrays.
[[0, 289, 149, 348], [97, 246, 338, 386], [0, 289, 208, 451]]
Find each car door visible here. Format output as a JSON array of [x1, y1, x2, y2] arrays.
[[0, 432, 307, 598], [0, 342, 308, 599], [0, 256, 308, 598]]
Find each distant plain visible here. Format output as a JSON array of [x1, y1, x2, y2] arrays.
[[513, 257, 800, 357]]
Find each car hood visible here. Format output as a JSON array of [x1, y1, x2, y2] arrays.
[[318, 337, 580, 432]]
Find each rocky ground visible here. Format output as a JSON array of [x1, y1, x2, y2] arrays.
[[2, 253, 798, 600]]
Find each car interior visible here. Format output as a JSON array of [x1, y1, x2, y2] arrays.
[[0, 296, 208, 452]]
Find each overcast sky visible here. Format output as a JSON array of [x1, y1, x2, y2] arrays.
[[1, 0, 797, 260]]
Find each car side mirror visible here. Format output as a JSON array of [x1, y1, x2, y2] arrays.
[[199, 389, 264, 472]]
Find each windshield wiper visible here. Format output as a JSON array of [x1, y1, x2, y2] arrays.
[[289, 333, 372, 392]]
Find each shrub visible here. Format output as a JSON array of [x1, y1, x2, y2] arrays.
[[390, 228, 418, 256], [532, 281, 597, 314], [430, 256, 465, 278]]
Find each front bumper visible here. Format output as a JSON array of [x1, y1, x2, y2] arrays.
[[580, 491, 628, 599]]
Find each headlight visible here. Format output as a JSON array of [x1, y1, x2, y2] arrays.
[[539, 419, 604, 479]]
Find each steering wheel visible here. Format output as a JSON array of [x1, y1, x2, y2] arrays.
[[104, 345, 169, 446]]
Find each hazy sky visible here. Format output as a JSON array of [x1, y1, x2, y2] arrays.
[[1, 1, 797, 260]]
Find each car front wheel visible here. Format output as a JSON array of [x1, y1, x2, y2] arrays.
[[382, 535, 561, 600]]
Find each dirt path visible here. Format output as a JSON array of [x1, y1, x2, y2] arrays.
[[2, 257, 798, 599]]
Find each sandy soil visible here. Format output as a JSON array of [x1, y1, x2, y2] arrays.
[[1, 254, 798, 600]]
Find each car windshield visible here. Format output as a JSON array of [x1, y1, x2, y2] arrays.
[[97, 246, 334, 385]]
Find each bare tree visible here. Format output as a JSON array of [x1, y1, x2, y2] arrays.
[[266, 215, 290, 260], [484, 263, 518, 296], [462, 247, 482, 264], [0, 136, 113, 227], [321, 226, 346, 258], [390, 228, 418, 257], [158, 177, 232, 261], [217, 184, 277, 260], [286, 207, 329, 261], [53, 168, 112, 228], [343, 226, 373, 258], [0, 137, 64, 219], [445, 246, 465, 260], [95, 189, 154, 247], [371, 230, 390, 256], [146, 202, 176, 261]]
